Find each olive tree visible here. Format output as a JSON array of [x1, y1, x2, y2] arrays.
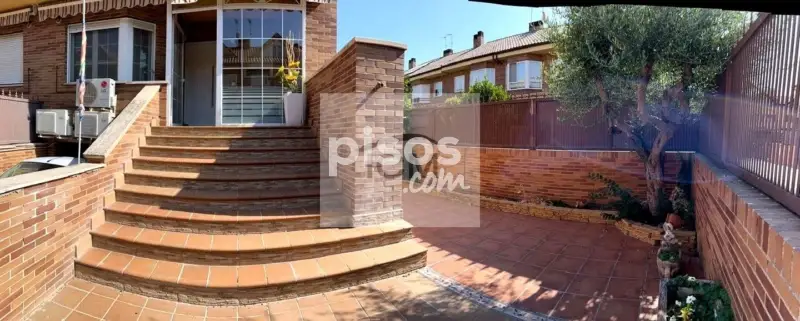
[[546, 6, 742, 216]]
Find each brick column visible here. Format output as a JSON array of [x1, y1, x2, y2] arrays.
[[306, 38, 406, 227]]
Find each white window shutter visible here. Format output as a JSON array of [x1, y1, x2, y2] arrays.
[[0, 33, 23, 85], [529, 61, 543, 89]]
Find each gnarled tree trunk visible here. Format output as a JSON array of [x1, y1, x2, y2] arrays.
[[644, 128, 674, 216]]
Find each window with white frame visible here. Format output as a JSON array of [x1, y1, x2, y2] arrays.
[[412, 84, 430, 103], [434, 81, 443, 97], [506, 60, 543, 90], [454, 75, 465, 93], [0, 33, 23, 85], [67, 18, 156, 83], [469, 68, 495, 86]]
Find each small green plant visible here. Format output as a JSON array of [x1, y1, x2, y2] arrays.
[[658, 247, 680, 262], [467, 80, 510, 103], [588, 172, 657, 224], [666, 275, 734, 321]]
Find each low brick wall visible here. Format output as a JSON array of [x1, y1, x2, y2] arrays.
[[693, 155, 800, 321], [0, 143, 53, 173], [0, 163, 108, 321], [413, 146, 685, 205]]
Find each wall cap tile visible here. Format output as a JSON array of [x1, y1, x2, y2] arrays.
[[0, 163, 104, 195]]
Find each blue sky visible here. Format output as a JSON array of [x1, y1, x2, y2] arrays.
[[336, 0, 552, 70]]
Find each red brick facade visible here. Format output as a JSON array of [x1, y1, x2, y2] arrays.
[[305, 2, 338, 78], [0, 144, 53, 173], [693, 155, 800, 321]]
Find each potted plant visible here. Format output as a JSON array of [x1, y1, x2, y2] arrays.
[[661, 275, 734, 321], [657, 223, 681, 278], [277, 36, 304, 126]]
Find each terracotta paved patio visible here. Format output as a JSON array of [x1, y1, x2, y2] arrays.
[[406, 192, 660, 321]]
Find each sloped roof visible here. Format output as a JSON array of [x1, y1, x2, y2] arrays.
[[406, 28, 551, 78]]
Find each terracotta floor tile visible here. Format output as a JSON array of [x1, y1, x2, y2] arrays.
[[286, 230, 315, 246], [317, 255, 350, 276], [89, 284, 120, 300], [185, 234, 213, 250], [208, 266, 238, 287], [590, 248, 621, 261], [513, 235, 544, 249], [117, 292, 147, 306], [80, 248, 110, 267], [99, 252, 134, 273], [595, 299, 640, 321], [103, 301, 144, 321], [150, 261, 183, 283], [563, 245, 594, 258], [114, 225, 143, 240], [53, 286, 89, 308], [292, 259, 324, 280], [607, 278, 644, 300], [64, 311, 97, 321], [497, 245, 529, 262], [323, 288, 354, 303], [238, 305, 269, 318], [475, 239, 504, 252], [537, 269, 576, 291], [271, 310, 303, 321], [619, 248, 651, 263], [262, 232, 291, 249], [580, 260, 617, 277], [160, 231, 189, 247], [310, 229, 339, 243], [123, 257, 158, 278], [28, 302, 71, 321], [613, 262, 647, 279], [643, 278, 660, 297], [549, 256, 586, 273], [338, 251, 374, 271], [171, 315, 205, 321], [521, 251, 557, 268], [135, 229, 166, 244], [297, 294, 328, 308], [145, 298, 178, 313], [238, 234, 265, 250], [431, 257, 474, 278], [566, 275, 609, 297], [211, 234, 238, 251], [126, 203, 151, 214], [107, 202, 131, 212], [206, 306, 237, 317], [266, 263, 296, 285], [238, 264, 268, 287], [68, 279, 96, 292], [268, 299, 300, 314], [94, 224, 120, 236], [329, 299, 368, 320], [145, 206, 171, 217], [175, 303, 207, 316], [537, 241, 568, 254], [137, 308, 173, 321], [551, 294, 598, 320], [514, 288, 563, 315], [179, 264, 209, 286]]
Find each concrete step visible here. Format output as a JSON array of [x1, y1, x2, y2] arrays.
[[123, 169, 332, 192], [137, 145, 320, 161], [145, 135, 318, 149], [151, 126, 313, 138], [90, 221, 414, 265], [104, 201, 321, 234], [74, 240, 427, 305]]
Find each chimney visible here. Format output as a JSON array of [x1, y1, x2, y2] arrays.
[[473, 31, 484, 48], [408, 58, 416, 69], [529, 20, 545, 32], [443, 49, 453, 57]]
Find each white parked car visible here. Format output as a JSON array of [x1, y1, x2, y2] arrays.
[[0, 157, 85, 179]]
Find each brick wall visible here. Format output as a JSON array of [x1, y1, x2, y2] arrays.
[[693, 155, 800, 321], [415, 146, 683, 205], [306, 1, 337, 78], [0, 5, 167, 111], [0, 144, 53, 173], [306, 38, 406, 226]]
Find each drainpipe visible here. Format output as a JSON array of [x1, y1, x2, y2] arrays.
[[76, 0, 86, 164]]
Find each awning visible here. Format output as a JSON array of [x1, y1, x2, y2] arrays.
[[38, 0, 167, 22], [0, 8, 30, 27]]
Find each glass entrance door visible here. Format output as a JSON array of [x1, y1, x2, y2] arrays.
[[221, 8, 303, 125], [171, 19, 185, 125]]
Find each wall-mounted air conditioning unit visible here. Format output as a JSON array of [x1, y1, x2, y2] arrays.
[[75, 78, 117, 108], [36, 109, 72, 137], [74, 111, 114, 138]]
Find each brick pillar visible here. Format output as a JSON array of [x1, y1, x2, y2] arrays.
[[307, 38, 406, 227]]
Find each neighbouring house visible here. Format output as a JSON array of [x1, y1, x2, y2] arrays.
[[405, 20, 553, 104]]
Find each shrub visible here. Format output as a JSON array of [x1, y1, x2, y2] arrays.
[[467, 80, 510, 103], [588, 172, 656, 224]]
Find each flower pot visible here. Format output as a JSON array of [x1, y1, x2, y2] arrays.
[[283, 92, 306, 126], [666, 213, 683, 229], [657, 247, 681, 278]]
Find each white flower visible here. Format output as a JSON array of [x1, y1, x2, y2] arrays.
[[686, 295, 697, 304], [670, 316, 677, 321], [675, 300, 682, 307], [687, 276, 697, 282]]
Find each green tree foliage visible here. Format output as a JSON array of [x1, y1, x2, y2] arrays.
[[444, 80, 510, 105], [547, 6, 742, 215]]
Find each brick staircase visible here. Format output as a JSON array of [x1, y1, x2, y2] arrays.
[[74, 126, 426, 305]]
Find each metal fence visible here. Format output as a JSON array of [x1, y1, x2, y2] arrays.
[[0, 90, 40, 145], [409, 98, 698, 151], [699, 13, 800, 214]]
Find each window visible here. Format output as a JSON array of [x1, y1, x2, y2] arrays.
[[67, 18, 156, 83], [454, 75, 465, 93], [412, 84, 430, 103], [469, 68, 495, 86], [0, 33, 23, 85], [434, 81, 443, 97], [506, 60, 543, 90]]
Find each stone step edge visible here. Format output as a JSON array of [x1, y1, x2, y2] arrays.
[[133, 156, 323, 166], [74, 240, 427, 291], [115, 185, 336, 201], [151, 126, 311, 130], [124, 169, 322, 182], [139, 145, 320, 152], [146, 135, 316, 140], [104, 203, 320, 224], [90, 220, 413, 255]]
